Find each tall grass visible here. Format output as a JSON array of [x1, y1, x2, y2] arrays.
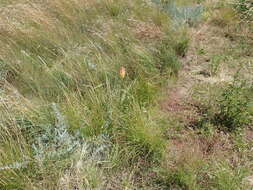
[[0, 0, 186, 188]]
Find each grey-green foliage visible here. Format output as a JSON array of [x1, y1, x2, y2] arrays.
[[33, 103, 110, 163], [32, 103, 81, 162], [0, 103, 110, 171], [152, 0, 204, 26]]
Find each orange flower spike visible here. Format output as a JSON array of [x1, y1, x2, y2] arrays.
[[119, 66, 126, 79]]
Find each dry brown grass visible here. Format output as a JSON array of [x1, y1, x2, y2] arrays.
[[133, 21, 164, 41]]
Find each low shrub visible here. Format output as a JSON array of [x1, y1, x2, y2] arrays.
[[152, 0, 204, 26], [213, 81, 252, 131], [191, 79, 252, 132], [234, 0, 253, 21]]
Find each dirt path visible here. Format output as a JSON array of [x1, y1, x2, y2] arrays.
[[160, 21, 249, 165], [162, 23, 236, 116]]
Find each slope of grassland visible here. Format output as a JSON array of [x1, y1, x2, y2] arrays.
[[0, 0, 252, 189], [0, 0, 188, 189]]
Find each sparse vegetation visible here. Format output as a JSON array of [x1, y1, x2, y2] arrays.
[[234, 0, 253, 21], [0, 0, 253, 189]]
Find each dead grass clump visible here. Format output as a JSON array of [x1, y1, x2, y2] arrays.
[[133, 21, 164, 41]]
